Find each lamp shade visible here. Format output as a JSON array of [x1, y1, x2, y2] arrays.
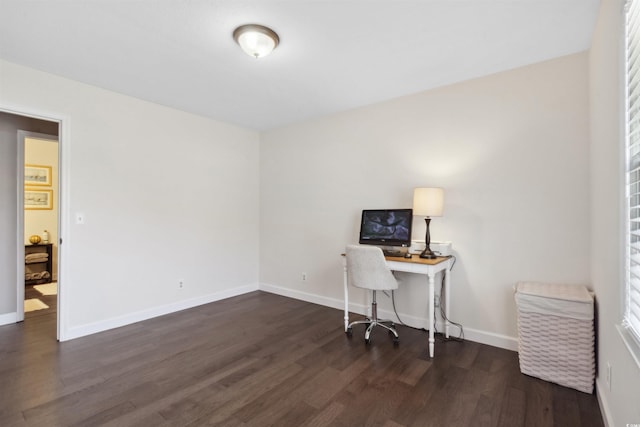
[[233, 24, 279, 58], [413, 187, 444, 217]]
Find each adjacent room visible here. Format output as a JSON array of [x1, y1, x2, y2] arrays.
[[0, 0, 637, 426], [23, 133, 59, 320]]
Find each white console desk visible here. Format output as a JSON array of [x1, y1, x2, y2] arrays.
[[342, 254, 453, 358]]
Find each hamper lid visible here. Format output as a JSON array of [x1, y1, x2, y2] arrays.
[[515, 282, 593, 320], [516, 282, 592, 302]]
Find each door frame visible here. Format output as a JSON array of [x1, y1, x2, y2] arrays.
[[2, 104, 68, 341]]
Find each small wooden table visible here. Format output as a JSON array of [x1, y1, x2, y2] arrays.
[[25, 243, 53, 285]]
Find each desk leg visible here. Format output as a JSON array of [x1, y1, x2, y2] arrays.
[[428, 274, 435, 358], [444, 267, 450, 339], [343, 263, 349, 332]]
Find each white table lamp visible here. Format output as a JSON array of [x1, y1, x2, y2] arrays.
[[413, 187, 444, 259]]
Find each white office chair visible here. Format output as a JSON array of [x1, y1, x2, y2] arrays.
[[345, 244, 399, 344]]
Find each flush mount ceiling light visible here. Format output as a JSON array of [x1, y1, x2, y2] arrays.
[[233, 24, 280, 59]]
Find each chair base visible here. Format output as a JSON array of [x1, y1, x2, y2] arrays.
[[346, 291, 399, 344], [347, 318, 399, 345]]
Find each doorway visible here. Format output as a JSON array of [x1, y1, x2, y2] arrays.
[[0, 110, 62, 339], [20, 132, 59, 327]]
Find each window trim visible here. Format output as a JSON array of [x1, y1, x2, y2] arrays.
[[618, 324, 640, 369], [623, 0, 640, 365]]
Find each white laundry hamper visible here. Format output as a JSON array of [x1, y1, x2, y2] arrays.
[[514, 282, 595, 393]]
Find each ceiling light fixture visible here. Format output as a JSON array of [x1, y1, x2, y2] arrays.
[[233, 24, 279, 59]]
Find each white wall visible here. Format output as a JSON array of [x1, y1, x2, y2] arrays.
[[0, 59, 260, 339], [260, 52, 591, 349], [589, 0, 640, 425], [25, 136, 59, 279]]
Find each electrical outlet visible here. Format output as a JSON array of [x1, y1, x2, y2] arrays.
[[434, 295, 440, 307], [606, 362, 611, 391], [301, 272, 307, 282], [178, 279, 184, 289]]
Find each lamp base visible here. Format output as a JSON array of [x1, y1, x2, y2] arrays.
[[419, 248, 438, 259]]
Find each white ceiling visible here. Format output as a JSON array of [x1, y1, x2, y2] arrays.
[[0, 0, 600, 131]]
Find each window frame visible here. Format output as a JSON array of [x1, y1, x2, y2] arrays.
[[623, 0, 640, 368]]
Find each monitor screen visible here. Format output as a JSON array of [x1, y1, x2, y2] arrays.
[[358, 209, 413, 247]]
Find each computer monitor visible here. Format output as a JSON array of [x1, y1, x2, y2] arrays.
[[358, 209, 413, 247]]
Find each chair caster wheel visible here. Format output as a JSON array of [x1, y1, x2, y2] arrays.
[[346, 327, 353, 337], [365, 338, 371, 345], [393, 337, 400, 345]]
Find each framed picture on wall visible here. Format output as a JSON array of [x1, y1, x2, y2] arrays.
[[25, 188, 53, 210], [24, 164, 52, 186]]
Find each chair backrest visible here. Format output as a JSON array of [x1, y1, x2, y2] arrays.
[[346, 245, 398, 291]]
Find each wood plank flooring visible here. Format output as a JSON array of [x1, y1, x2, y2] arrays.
[[0, 291, 604, 426]]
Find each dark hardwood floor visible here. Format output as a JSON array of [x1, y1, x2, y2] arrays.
[[0, 291, 603, 426]]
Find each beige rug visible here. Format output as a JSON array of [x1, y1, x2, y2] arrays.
[[34, 282, 57, 296], [24, 298, 49, 312]]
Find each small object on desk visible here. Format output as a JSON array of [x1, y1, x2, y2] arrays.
[[404, 253, 412, 258], [382, 249, 406, 257]]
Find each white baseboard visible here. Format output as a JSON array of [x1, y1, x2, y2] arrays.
[[462, 326, 518, 351], [259, 283, 519, 351], [62, 283, 259, 341], [51, 279, 518, 352], [595, 378, 613, 427], [258, 282, 369, 316], [0, 311, 18, 326]]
